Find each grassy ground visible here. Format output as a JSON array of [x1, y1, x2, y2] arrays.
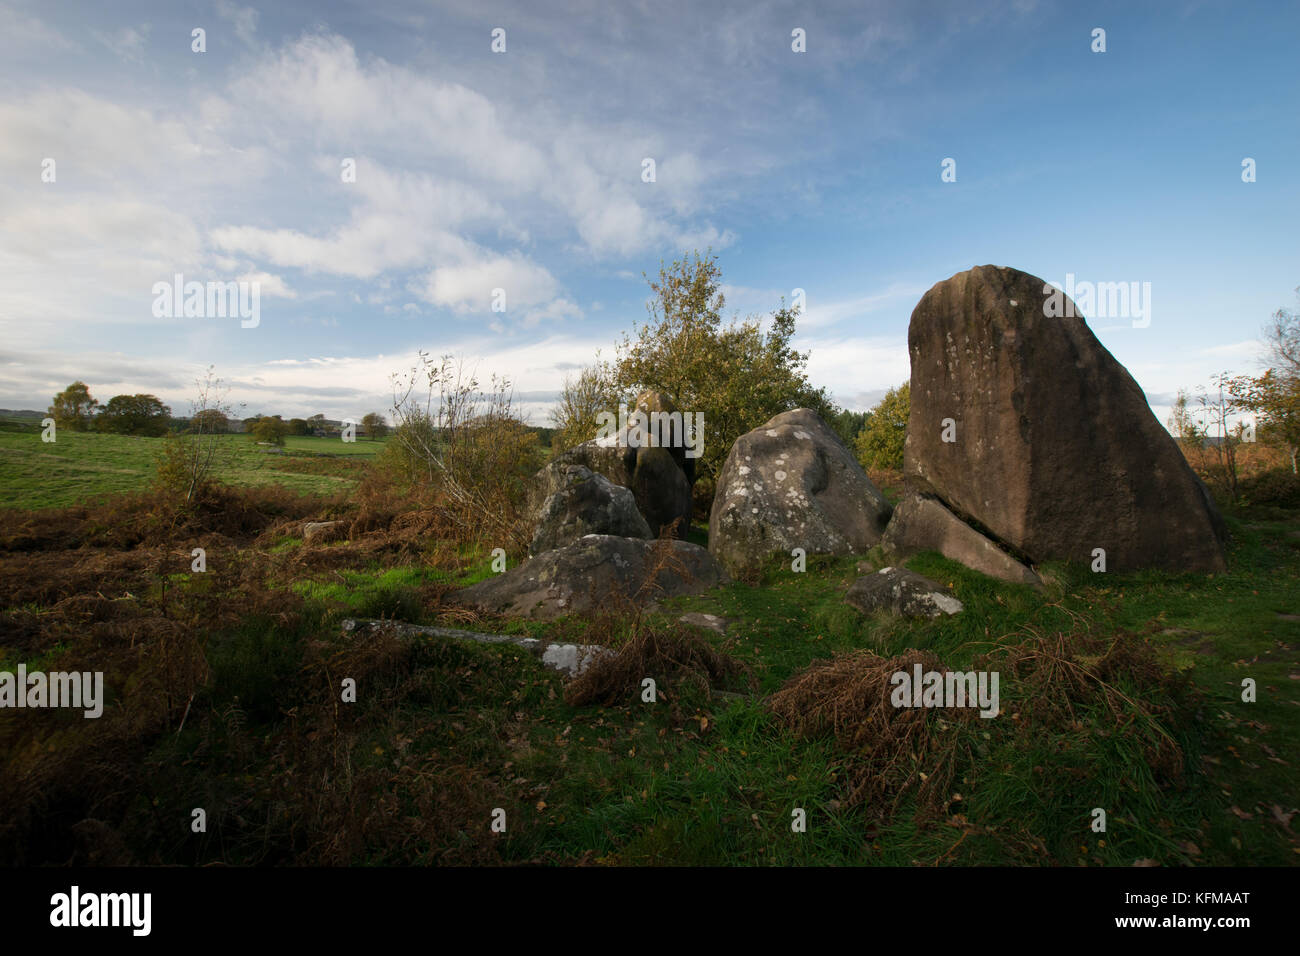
[[0, 431, 384, 509], [0, 444, 1296, 866]]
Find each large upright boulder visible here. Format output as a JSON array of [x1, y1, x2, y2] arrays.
[[709, 408, 893, 576], [903, 265, 1227, 572], [529, 464, 652, 556], [630, 446, 693, 537]]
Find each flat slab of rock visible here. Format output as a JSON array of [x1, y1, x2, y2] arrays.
[[709, 408, 892, 576], [882, 494, 1040, 585], [341, 619, 611, 677], [303, 520, 345, 544], [529, 464, 651, 557], [453, 534, 727, 620], [846, 567, 964, 618], [678, 612, 731, 635], [905, 265, 1227, 572]]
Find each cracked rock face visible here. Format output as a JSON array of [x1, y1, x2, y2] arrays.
[[882, 494, 1040, 586], [528, 464, 652, 557], [845, 567, 964, 619], [904, 265, 1227, 573], [708, 408, 892, 576], [454, 534, 727, 620]]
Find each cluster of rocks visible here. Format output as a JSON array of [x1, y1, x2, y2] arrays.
[[455, 390, 723, 620], [537, 389, 696, 540], [454, 264, 1229, 625]]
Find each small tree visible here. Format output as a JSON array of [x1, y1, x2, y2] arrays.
[[550, 360, 619, 454], [1263, 290, 1300, 380], [1167, 389, 1200, 443], [154, 367, 241, 506], [854, 383, 910, 471], [1193, 373, 1250, 503], [95, 394, 171, 436], [610, 251, 835, 485], [251, 415, 289, 446], [1231, 369, 1300, 474], [829, 408, 869, 446], [388, 353, 543, 548], [191, 409, 229, 434], [360, 412, 388, 439], [48, 381, 98, 431]]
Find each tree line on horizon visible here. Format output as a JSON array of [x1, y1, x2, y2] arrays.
[[43, 382, 392, 444]]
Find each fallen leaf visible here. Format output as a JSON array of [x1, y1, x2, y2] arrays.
[[1229, 805, 1253, 820]]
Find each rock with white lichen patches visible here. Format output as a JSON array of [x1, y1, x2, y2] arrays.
[[845, 567, 964, 619], [708, 408, 892, 576]]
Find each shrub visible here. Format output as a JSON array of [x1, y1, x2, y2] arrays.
[[609, 251, 837, 486], [1236, 466, 1300, 508], [854, 382, 909, 471], [387, 353, 544, 551], [251, 416, 289, 445]]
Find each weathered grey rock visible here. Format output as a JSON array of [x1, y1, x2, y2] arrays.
[[453, 534, 727, 620], [303, 520, 345, 544], [881, 494, 1041, 585], [542, 389, 698, 538], [632, 389, 697, 488], [905, 265, 1227, 572], [631, 446, 693, 536], [679, 612, 731, 635], [529, 464, 651, 557], [341, 619, 612, 677], [845, 567, 964, 619], [708, 408, 893, 576], [550, 439, 636, 491]]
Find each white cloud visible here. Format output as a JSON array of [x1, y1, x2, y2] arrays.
[[93, 25, 150, 64], [798, 282, 928, 329], [216, 1, 260, 48], [239, 271, 297, 299], [802, 334, 912, 410], [421, 253, 560, 313], [0, 5, 75, 53]]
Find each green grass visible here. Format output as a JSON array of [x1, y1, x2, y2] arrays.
[[4, 434, 1295, 866], [447, 514, 1300, 866], [244, 507, 1295, 866], [0, 431, 384, 509]]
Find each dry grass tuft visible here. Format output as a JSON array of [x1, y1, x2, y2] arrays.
[[769, 649, 973, 818], [565, 623, 750, 707]]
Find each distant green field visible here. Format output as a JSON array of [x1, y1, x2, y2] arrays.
[[0, 430, 386, 510]]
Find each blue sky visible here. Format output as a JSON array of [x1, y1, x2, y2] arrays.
[[1, 0, 1296, 425]]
